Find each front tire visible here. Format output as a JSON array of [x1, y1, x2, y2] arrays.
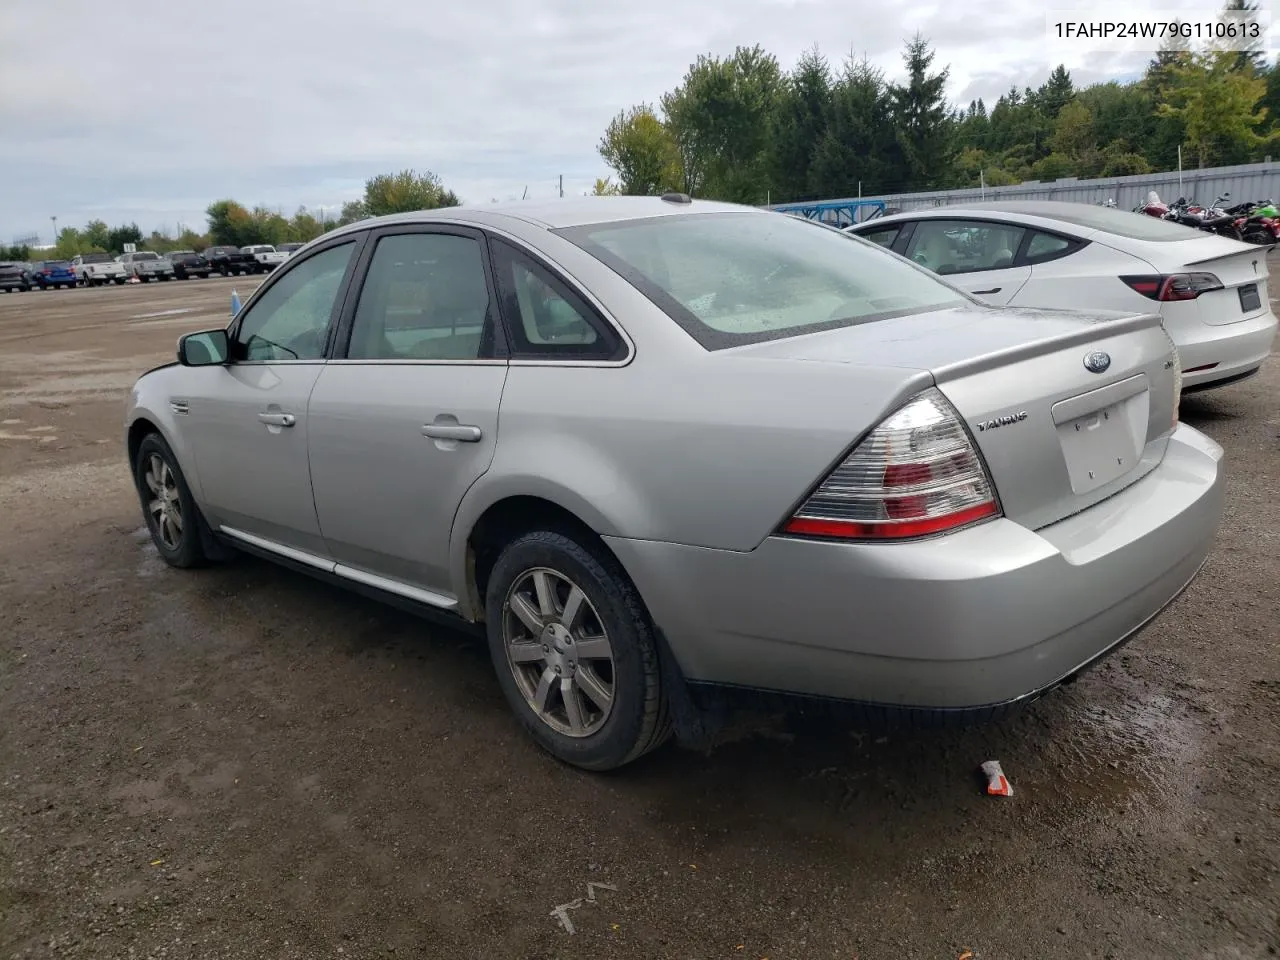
[[484, 530, 670, 771], [133, 433, 211, 569]]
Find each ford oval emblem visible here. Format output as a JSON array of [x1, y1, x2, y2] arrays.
[[1083, 351, 1111, 374]]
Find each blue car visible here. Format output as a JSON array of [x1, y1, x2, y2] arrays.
[[30, 260, 77, 290]]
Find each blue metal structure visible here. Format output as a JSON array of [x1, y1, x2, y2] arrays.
[[768, 198, 887, 227]]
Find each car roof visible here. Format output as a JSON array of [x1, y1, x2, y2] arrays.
[[325, 195, 758, 239]]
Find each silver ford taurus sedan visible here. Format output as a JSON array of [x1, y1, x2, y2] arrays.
[[125, 195, 1225, 770]]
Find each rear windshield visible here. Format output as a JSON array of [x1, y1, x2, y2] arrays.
[[133, 252, 159, 261], [557, 212, 966, 349], [43, 261, 71, 269], [968, 203, 1204, 241], [80, 253, 110, 263], [209, 246, 239, 254]]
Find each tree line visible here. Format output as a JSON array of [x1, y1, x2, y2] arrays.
[[595, 3, 1280, 204], [1, 169, 459, 263]]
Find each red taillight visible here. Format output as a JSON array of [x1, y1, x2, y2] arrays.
[[41, 269, 51, 275], [1120, 273, 1224, 301], [781, 388, 1000, 542]]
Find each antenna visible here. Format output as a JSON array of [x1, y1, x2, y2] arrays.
[[522, 185, 529, 200]]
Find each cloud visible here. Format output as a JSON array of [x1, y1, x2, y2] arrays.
[[0, 0, 1194, 240]]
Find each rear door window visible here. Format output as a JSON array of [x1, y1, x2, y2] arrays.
[[902, 220, 1026, 275], [345, 231, 495, 361]]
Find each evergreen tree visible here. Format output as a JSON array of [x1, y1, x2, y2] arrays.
[[888, 34, 953, 190]]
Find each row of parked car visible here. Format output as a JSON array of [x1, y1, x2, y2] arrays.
[[0, 242, 303, 292]]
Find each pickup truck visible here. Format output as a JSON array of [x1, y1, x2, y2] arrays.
[[204, 245, 257, 276], [119, 251, 175, 282], [168, 250, 212, 280], [71, 252, 127, 286], [242, 244, 289, 272]]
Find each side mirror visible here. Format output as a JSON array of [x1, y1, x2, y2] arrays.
[[177, 329, 230, 367]]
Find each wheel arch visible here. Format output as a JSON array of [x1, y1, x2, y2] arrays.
[[125, 407, 205, 502], [454, 489, 636, 624]]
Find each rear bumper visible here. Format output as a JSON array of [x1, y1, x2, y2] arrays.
[[606, 424, 1225, 711], [1174, 308, 1276, 389]]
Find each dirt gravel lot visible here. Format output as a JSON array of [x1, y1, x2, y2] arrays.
[[1, 273, 1278, 960]]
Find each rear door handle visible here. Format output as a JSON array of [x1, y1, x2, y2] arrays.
[[422, 423, 482, 442], [973, 287, 1002, 295], [258, 412, 296, 427]]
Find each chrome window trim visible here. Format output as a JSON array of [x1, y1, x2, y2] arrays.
[[349, 217, 637, 369]]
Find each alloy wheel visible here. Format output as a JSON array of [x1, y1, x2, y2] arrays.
[[502, 567, 615, 738], [143, 453, 183, 550]]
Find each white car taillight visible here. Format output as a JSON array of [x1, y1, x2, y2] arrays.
[[783, 388, 1000, 541]]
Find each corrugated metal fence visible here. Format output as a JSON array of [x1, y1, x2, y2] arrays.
[[789, 161, 1280, 218]]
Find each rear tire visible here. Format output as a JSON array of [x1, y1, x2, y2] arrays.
[[484, 530, 670, 771], [114, 278, 125, 285], [132, 433, 214, 569]]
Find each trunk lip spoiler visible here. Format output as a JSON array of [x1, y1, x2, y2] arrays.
[[1179, 248, 1266, 267], [929, 311, 1162, 380]]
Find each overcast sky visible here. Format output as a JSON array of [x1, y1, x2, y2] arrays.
[[0, 0, 1264, 243]]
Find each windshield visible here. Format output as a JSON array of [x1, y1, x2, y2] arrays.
[[43, 261, 71, 269], [80, 253, 110, 263], [558, 212, 966, 349], [133, 252, 159, 261]]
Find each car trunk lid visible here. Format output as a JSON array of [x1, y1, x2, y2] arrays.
[[1180, 242, 1270, 326], [733, 304, 1179, 531], [1117, 233, 1272, 327]]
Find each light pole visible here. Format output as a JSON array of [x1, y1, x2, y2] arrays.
[[50, 216, 58, 247]]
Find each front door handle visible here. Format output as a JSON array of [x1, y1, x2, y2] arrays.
[[422, 423, 482, 442], [258, 412, 296, 427], [973, 287, 1002, 295]]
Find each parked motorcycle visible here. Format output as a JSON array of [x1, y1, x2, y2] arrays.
[[1164, 194, 1243, 239], [1220, 199, 1280, 245], [1137, 190, 1169, 218]]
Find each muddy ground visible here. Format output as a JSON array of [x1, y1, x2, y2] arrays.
[[0, 274, 1277, 960]]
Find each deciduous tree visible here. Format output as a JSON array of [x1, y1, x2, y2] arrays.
[[597, 105, 680, 195]]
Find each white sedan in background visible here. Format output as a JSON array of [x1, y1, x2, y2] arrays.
[[848, 201, 1278, 392]]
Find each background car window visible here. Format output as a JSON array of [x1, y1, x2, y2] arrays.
[[859, 226, 900, 248], [1025, 231, 1073, 261], [346, 233, 492, 361], [233, 241, 355, 361], [492, 240, 620, 360], [903, 220, 1026, 274]]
